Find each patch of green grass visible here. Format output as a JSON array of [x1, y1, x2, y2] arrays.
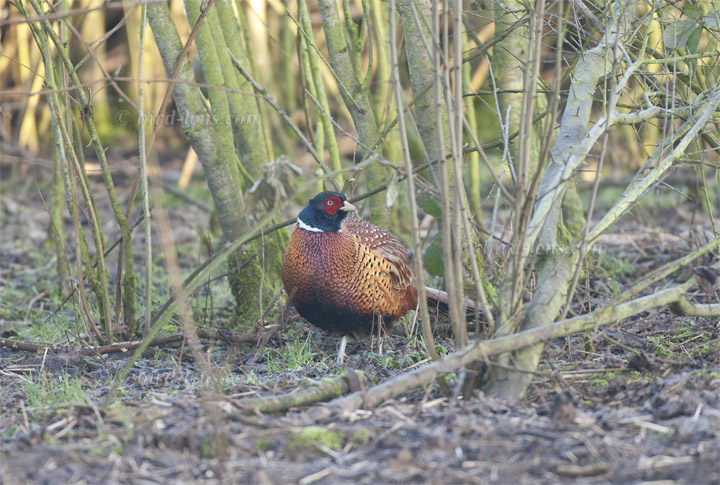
[[221, 372, 244, 391], [626, 370, 657, 384], [646, 319, 715, 358], [285, 335, 321, 368], [691, 343, 715, 358], [693, 370, 720, 380], [265, 351, 283, 374], [24, 314, 72, 343], [0, 285, 24, 320], [22, 372, 86, 408], [584, 251, 633, 298], [367, 350, 402, 369], [591, 378, 609, 387], [352, 428, 370, 444], [254, 437, 275, 451], [588, 369, 625, 387], [238, 368, 261, 386], [289, 426, 345, 453], [200, 437, 217, 459], [588, 368, 659, 387], [267, 335, 321, 373], [0, 264, 62, 323]]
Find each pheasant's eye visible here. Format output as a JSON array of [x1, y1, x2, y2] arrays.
[[323, 197, 340, 215]]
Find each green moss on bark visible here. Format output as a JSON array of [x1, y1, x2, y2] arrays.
[[227, 249, 263, 325]]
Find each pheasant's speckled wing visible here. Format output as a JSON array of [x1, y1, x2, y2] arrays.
[[341, 218, 415, 291]]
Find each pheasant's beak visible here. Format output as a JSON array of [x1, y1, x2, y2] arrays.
[[340, 200, 356, 212]]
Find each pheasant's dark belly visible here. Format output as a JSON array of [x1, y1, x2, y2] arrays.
[[295, 302, 393, 336]]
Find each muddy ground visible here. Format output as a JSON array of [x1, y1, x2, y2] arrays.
[[1, 178, 719, 484]]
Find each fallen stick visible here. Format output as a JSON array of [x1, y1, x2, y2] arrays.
[[312, 281, 714, 417], [0, 337, 48, 353], [229, 371, 362, 414]]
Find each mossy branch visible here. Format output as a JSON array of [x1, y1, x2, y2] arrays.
[[232, 373, 361, 414], [214, 0, 269, 180], [184, 0, 248, 190], [527, 0, 637, 250], [483, 250, 579, 399], [317, 0, 389, 226], [148, 0, 266, 322], [147, 1, 248, 240], [315, 268, 716, 415], [396, 0, 450, 171], [295, 0, 343, 186]]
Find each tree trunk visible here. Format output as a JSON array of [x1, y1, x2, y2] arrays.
[[147, 1, 265, 326], [483, 0, 640, 401], [317, 0, 389, 226]]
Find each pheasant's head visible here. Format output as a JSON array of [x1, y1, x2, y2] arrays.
[[297, 191, 356, 233]]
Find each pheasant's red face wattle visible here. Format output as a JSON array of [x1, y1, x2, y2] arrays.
[[322, 196, 343, 216]]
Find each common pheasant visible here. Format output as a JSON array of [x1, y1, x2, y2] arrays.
[[282, 191, 418, 363]]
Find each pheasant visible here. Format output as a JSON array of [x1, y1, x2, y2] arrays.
[[282, 191, 418, 363]]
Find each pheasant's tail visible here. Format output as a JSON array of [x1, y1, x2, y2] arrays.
[[424, 287, 492, 323]]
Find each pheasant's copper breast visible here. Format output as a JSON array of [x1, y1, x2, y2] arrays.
[[282, 218, 418, 336]]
